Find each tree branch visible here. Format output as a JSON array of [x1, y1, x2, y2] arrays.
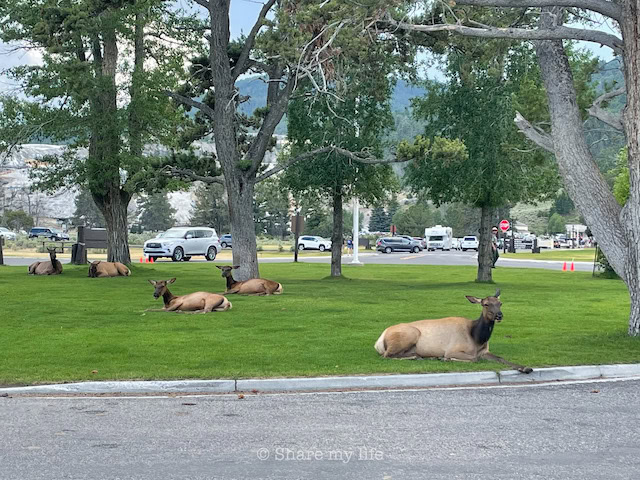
[[164, 91, 215, 119], [256, 146, 408, 183], [232, 0, 278, 82], [162, 165, 224, 185], [450, 0, 622, 22], [588, 87, 625, 131], [383, 14, 623, 54], [192, 0, 210, 9], [514, 111, 555, 153]]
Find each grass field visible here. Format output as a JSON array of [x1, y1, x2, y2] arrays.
[[501, 248, 596, 261], [0, 261, 636, 385]]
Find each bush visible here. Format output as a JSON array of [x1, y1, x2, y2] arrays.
[[595, 246, 619, 279]]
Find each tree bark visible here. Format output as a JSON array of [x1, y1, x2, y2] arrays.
[[619, 0, 640, 335], [476, 205, 494, 282], [331, 188, 344, 277], [94, 188, 132, 263], [227, 175, 259, 281]]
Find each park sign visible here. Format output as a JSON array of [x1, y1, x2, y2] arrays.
[[499, 220, 510, 233]]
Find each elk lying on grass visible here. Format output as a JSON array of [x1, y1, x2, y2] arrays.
[[374, 289, 532, 373], [28, 247, 63, 275], [148, 278, 232, 313], [216, 265, 283, 295], [88, 261, 130, 277]]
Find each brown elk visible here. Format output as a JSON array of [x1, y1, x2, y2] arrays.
[[374, 289, 532, 373], [148, 278, 232, 313], [88, 261, 130, 277], [28, 247, 63, 275], [216, 265, 283, 295]]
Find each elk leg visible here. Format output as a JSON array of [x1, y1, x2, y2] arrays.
[[443, 348, 477, 362], [481, 352, 533, 374], [383, 326, 420, 358], [165, 302, 184, 312]]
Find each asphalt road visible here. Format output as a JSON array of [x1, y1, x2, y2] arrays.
[[4, 250, 595, 272], [1, 378, 639, 479]]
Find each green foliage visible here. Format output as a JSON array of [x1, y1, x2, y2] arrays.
[[138, 192, 176, 232], [189, 184, 229, 234], [548, 213, 567, 234], [392, 203, 435, 236], [254, 178, 290, 238], [368, 206, 390, 232], [550, 190, 575, 216], [613, 148, 630, 206], [1, 210, 34, 231], [72, 187, 105, 227]]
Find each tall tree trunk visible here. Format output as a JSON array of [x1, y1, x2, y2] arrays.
[[228, 176, 258, 281], [87, 27, 131, 264], [331, 188, 343, 277], [476, 205, 493, 282], [94, 188, 132, 263], [620, 1, 640, 335], [534, 8, 634, 331]]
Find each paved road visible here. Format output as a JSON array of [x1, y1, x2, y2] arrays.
[[2, 378, 639, 479], [4, 250, 595, 272]]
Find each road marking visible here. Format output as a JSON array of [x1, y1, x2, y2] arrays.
[[399, 254, 427, 260]]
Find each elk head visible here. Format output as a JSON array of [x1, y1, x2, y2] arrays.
[[216, 265, 239, 279], [466, 289, 502, 322], [47, 247, 57, 261], [148, 278, 176, 299], [88, 261, 100, 277]]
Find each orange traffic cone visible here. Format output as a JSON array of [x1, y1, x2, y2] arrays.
[[150, 256, 154, 263], [140, 257, 143, 263], [562, 261, 567, 271], [145, 257, 149, 263], [570, 260, 575, 272]]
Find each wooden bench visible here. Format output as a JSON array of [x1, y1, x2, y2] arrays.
[[71, 226, 108, 264]]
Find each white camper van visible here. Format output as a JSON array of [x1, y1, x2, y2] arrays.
[[424, 225, 453, 251]]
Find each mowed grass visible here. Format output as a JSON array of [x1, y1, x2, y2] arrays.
[[0, 261, 637, 385], [501, 248, 596, 261]]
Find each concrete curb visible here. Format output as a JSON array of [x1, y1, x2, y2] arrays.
[[2, 364, 640, 395]]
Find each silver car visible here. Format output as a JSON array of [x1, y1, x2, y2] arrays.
[[143, 227, 221, 262]]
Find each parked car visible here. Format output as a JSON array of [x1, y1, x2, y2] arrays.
[[397, 235, 425, 251], [297, 235, 332, 252], [376, 236, 422, 254], [28, 227, 70, 241], [143, 226, 221, 262], [220, 234, 232, 249], [0, 227, 17, 240], [461, 236, 479, 251]]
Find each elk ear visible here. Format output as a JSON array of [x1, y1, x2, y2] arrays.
[[232, 265, 240, 269], [148, 280, 156, 286], [215, 265, 223, 269], [466, 296, 482, 304], [494, 289, 501, 298], [168, 277, 176, 284]]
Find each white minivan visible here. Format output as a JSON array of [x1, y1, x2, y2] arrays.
[[143, 227, 221, 262], [461, 236, 479, 251]]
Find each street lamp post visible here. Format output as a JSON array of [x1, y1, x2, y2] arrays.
[[351, 198, 362, 265]]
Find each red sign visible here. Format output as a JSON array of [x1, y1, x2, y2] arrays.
[[499, 220, 510, 232]]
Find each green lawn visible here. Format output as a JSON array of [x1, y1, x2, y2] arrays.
[[501, 248, 596, 261], [0, 262, 636, 385]]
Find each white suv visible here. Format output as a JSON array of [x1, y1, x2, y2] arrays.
[[143, 227, 221, 262], [461, 236, 479, 251], [297, 235, 332, 252]]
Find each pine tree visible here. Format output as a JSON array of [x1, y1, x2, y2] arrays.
[[139, 193, 176, 232], [189, 185, 229, 234], [368, 206, 388, 232]]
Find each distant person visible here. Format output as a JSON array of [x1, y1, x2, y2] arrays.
[[347, 238, 353, 255], [491, 226, 499, 268]]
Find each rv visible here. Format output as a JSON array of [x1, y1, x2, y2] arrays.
[[424, 225, 453, 251]]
